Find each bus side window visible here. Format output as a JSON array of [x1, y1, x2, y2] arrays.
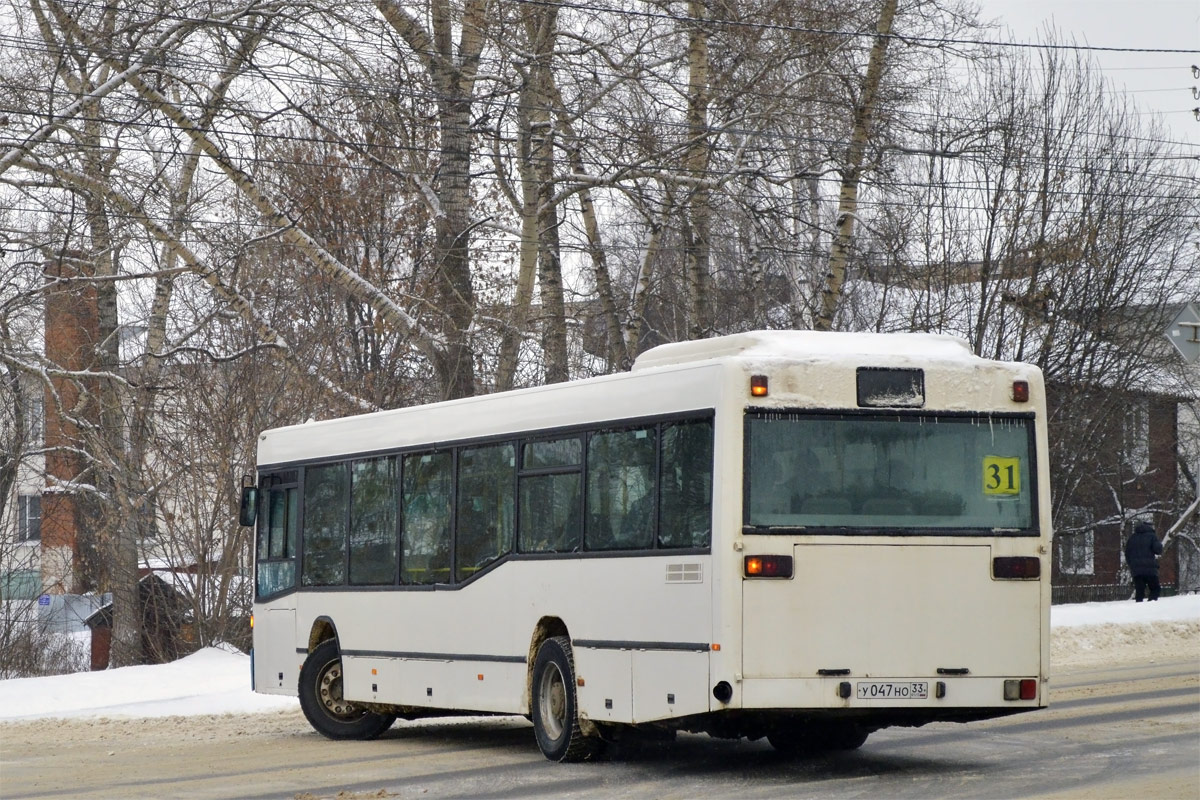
[[518, 437, 582, 554], [586, 427, 656, 551], [455, 443, 515, 581], [659, 419, 713, 549], [349, 456, 397, 586], [519, 473, 581, 553], [302, 464, 349, 586], [402, 452, 453, 584]]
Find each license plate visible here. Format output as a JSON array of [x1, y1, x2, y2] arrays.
[[856, 681, 928, 700]]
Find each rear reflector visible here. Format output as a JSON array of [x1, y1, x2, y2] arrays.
[[993, 556, 1040, 579], [744, 555, 793, 578], [1004, 679, 1038, 701]]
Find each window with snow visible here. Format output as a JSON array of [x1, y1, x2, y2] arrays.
[[1056, 506, 1094, 576]]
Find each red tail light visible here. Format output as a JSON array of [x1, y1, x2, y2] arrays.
[[1004, 678, 1038, 701], [744, 555, 793, 578], [993, 556, 1040, 579]]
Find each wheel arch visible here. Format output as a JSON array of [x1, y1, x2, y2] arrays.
[[306, 616, 338, 654], [525, 616, 569, 711]]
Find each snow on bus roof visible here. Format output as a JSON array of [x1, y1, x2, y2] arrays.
[[632, 330, 978, 371]]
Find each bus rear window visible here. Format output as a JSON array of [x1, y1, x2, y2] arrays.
[[744, 412, 1035, 533]]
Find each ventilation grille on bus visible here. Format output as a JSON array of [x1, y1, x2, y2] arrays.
[[666, 563, 703, 584]]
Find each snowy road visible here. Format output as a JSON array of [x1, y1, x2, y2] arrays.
[[1, 654, 1195, 800]]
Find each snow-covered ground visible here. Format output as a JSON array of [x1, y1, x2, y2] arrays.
[[0, 596, 1196, 723]]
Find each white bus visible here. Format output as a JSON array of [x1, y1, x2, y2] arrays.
[[244, 330, 1050, 761]]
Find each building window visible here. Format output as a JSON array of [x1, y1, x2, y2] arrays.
[[1057, 506, 1094, 576], [17, 495, 40, 542], [0, 569, 41, 601], [26, 393, 43, 444], [1122, 399, 1150, 475]]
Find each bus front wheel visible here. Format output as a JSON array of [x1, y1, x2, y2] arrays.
[[298, 639, 395, 740], [531, 636, 601, 762]]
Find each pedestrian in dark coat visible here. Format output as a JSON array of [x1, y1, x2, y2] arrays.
[[1124, 520, 1163, 602]]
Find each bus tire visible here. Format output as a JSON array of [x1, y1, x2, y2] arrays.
[[766, 724, 818, 756], [298, 639, 395, 741], [531, 636, 601, 762], [826, 722, 869, 750]]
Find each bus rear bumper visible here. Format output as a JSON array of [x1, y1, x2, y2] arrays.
[[738, 676, 1046, 713]]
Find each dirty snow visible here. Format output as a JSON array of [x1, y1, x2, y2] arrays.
[[0, 596, 1195, 722]]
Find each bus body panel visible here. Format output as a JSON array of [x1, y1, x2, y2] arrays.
[[281, 554, 713, 721], [574, 648, 633, 722], [340, 655, 528, 714], [742, 542, 1043, 681], [253, 605, 298, 695]]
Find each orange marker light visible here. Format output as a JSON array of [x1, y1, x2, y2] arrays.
[[744, 554, 794, 578], [750, 375, 769, 397]]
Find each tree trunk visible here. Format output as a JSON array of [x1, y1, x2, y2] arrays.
[[816, 0, 898, 331], [684, 0, 712, 341]]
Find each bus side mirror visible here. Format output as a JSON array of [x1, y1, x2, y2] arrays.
[[239, 479, 259, 527]]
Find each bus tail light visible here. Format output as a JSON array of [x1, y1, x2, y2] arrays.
[[1011, 381, 1030, 402], [744, 555, 793, 578], [1004, 679, 1037, 701], [993, 556, 1040, 579]]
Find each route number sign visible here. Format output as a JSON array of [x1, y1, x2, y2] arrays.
[[983, 456, 1021, 495]]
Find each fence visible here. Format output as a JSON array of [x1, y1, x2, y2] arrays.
[[1051, 582, 1178, 604]]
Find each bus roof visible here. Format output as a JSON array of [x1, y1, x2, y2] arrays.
[[632, 330, 977, 371]]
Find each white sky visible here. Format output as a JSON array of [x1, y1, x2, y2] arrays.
[[0, 595, 1196, 722], [982, 0, 1200, 148]]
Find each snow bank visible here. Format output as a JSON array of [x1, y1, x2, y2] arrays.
[[0, 647, 296, 721], [1051, 593, 1199, 628], [0, 596, 1195, 722]]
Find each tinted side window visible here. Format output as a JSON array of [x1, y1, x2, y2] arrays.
[[523, 437, 581, 469], [520, 474, 581, 553], [586, 427, 656, 551], [302, 464, 348, 586], [660, 419, 713, 548], [456, 443, 515, 581], [402, 452, 452, 584], [350, 457, 397, 585]]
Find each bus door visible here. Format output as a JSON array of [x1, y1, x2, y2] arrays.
[[253, 470, 299, 693]]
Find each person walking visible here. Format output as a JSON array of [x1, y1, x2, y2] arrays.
[[1124, 520, 1163, 602]]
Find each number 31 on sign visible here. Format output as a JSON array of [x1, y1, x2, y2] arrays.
[[982, 456, 1020, 495]]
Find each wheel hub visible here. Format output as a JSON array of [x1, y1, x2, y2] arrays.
[[317, 661, 362, 720]]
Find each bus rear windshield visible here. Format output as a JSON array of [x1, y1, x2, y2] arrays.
[[745, 411, 1036, 533]]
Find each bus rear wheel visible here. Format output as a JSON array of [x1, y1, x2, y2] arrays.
[[299, 639, 395, 740], [825, 722, 869, 750], [531, 636, 601, 762], [768, 721, 868, 755]]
